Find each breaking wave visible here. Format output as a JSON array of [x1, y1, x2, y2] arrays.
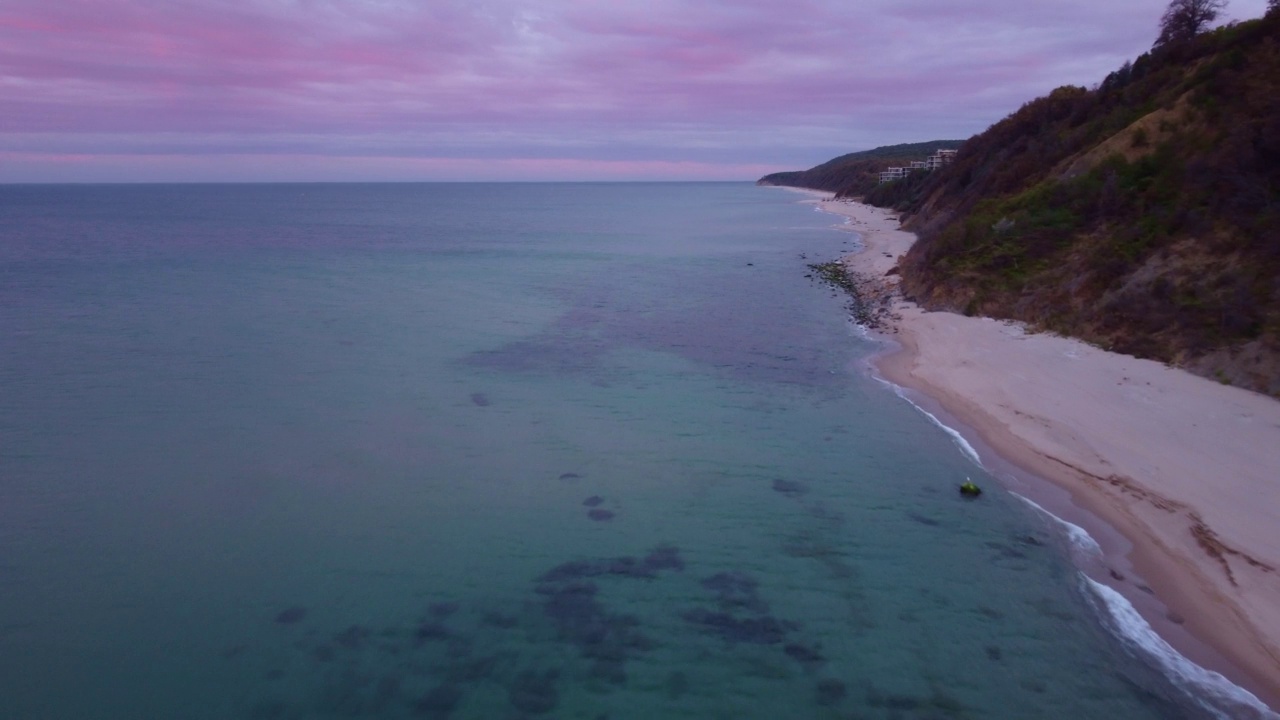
[[1083, 577, 1278, 720]]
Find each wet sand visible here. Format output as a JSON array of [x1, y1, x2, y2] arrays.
[[817, 195, 1280, 710]]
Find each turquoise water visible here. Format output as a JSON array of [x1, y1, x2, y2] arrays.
[[0, 183, 1205, 718]]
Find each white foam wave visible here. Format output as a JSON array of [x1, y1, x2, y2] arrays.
[[1011, 492, 1102, 558], [874, 377, 982, 466], [810, 200, 856, 225], [865, 342, 1275, 718], [847, 319, 873, 341], [1082, 576, 1279, 720]]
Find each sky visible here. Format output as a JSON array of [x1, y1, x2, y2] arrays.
[[0, 0, 1270, 182]]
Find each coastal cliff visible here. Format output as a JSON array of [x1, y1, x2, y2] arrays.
[[766, 12, 1280, 396]]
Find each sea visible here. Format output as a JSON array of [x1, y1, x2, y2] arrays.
[[0, 182, 1271, 719]]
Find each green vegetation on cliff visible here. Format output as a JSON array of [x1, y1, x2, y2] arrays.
[[757, 140, 964, 196], [852, 13, 1280, 394]]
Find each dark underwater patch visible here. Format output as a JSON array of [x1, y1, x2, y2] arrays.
[[274, 606, 307, 625], [772, 478, 808, 497]]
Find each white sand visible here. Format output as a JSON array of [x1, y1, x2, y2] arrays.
[[819, 197, 1280, 707]]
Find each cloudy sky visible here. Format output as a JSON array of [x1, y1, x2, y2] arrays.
[[0, 0, 1269, 182]]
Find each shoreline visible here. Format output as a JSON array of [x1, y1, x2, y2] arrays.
[[812, 194, 1280, 713]]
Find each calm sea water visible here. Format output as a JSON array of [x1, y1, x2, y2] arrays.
[[0, 183, 1216, 719]]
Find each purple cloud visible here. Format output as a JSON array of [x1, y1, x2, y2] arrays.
[[0, 0, 1270, 181]]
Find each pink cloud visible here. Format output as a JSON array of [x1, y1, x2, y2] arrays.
[[0, 0, 1272, 181]]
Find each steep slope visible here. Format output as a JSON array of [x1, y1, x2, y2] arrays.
[[881, 13, 1280, 395], [757, 140, 964, 196]]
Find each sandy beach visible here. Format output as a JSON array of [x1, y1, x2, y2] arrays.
[[818, 196, 1280, 710]]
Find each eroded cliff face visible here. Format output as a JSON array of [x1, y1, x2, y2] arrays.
[[880, 14, 1280, 396]]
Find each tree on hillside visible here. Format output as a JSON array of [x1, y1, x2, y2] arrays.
[[1269, 0, 1278, 14], [1155, 0, 1227, 46]]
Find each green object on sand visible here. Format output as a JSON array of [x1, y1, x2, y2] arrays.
[[959, 479, 982, 497]]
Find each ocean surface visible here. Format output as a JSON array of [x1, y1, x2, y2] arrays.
[[0, 182, 1249, 719]]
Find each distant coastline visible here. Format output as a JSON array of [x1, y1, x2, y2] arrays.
[[802, 190, 1280, 715]]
